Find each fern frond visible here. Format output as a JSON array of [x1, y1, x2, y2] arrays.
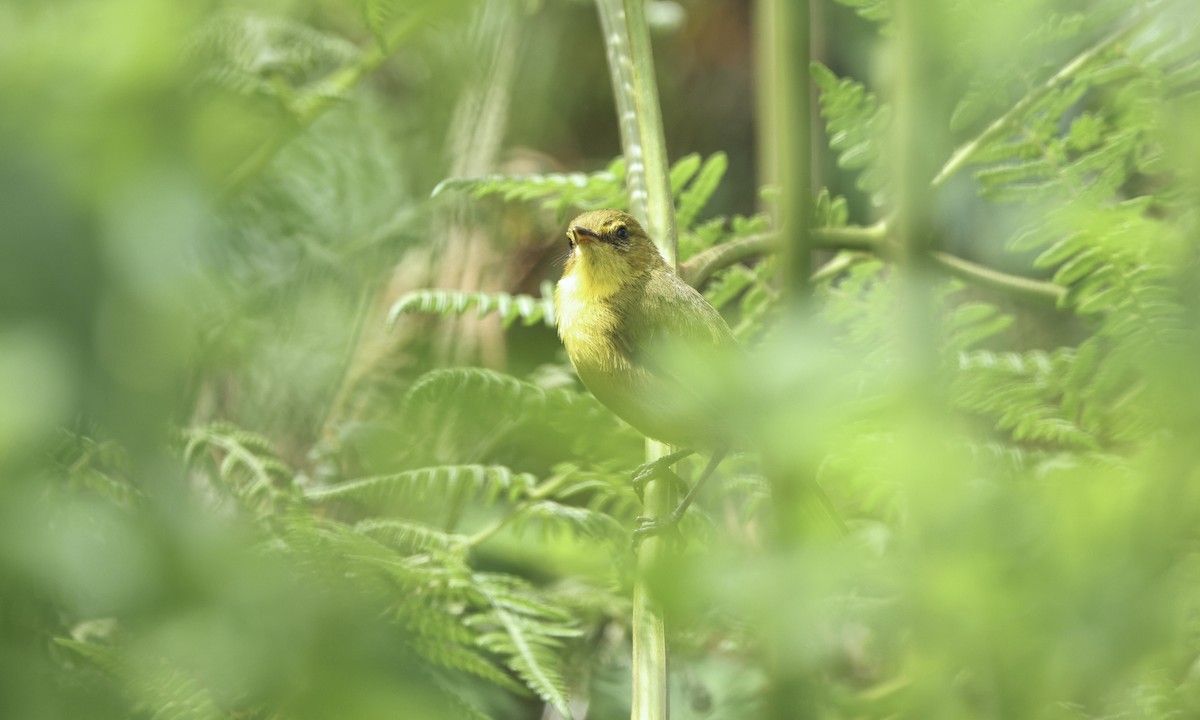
[[469, 573, 577, 718], [813, 187, 850, 229], [703, 265, 757, 310], [945, 301, 1014, 351], [392, 366, 636, 466], [387, 283, 555, 329], [732, 257, 783, 343], [279, 513, 441, 591], [359, 0, 404, 40], [675, 152, 728, 231], [669, 152, 702, 194], [182, 422, 293, 516], [812, 63, 891, 206], [830, 0, 890, 23], [57, 639, 231, 720], [543, 464, 641, 520], [953, 350, 1097, 449], [401, 367, 614, 435], [355, 518, 467, 554], [817, 259, 896, 360], [510, 500, 625, 544], [53, 430, 141, 507], [305, 465, 536, 509], [414, 636, 527, 697], [188, 11, 357, 102], [431, 159, 626, 215]]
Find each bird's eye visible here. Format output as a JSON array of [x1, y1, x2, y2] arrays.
[[615, 225, 628, 240]]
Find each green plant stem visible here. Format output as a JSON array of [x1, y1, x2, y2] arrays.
[[594, 1, 676, 718], [681, 224, 885, 287], [218, 11, 428, 198], [932, 17, 1147, 188], [622, 1, 678, 262], [931, 251, 1065, 305], [596, 1, 648, 225], [679, 223, 1064, 305], [771, 0, 813, 295]]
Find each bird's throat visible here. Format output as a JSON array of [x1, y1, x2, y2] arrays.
[[565, 249, 626, 301]]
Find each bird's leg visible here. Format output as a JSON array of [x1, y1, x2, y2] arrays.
[[633, 448, 728, 548], [630, 448, 694, 501]]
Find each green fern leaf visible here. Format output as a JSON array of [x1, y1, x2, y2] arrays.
[[416, 637, 528, 698], [703, 265, 757, 310], [188, 11, 358, 105], [182, 422, 293, 516], [953, 350, 1097, 449], [946, 302, 1014, 351], [387, 286, 555, 329], [812, 63, 891, 206], [675, 152, 727, 231], [355, 518, 467, 554], [57, 639, 231, 720], [470, 574, 576, 718], [510, 500, 625, 543], [305, 465, 536, 509], [830, 0, 890, 23], [669, 153, 702, 194], [401, 367, 615, 435], [432, 159, 626, 215]]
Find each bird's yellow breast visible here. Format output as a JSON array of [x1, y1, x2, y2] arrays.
[[555, 271, 628, 372]]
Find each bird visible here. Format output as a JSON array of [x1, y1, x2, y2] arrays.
[[554, 208, 737, 541]]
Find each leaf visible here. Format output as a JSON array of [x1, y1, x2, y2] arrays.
[[387, 287, 556, 329], [510, 500, 625, 543], [669, 153, 702, 194], [812, 63, 891, 205], [432, 160, 626, 215], [675, 152, 728, 231], [471, 574, 576, 719], [57, 639, 231, 720], [305, 465, 537, 509]]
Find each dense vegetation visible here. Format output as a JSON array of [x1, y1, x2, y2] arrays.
[[2, 1, 1199, 719]]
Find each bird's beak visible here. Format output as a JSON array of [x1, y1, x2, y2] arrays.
[[570, 225, 600, 245]]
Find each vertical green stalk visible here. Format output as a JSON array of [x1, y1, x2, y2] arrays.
[[620, 0, 678, 265], [892, 0, 941, 371], [767, 0, 812, 296], [595, 0, 648, 226], [759, 2, 821, 717], [594, 1, 676, 719]]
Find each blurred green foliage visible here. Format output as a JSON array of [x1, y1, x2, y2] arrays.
[[2, 0, 1200, 719]]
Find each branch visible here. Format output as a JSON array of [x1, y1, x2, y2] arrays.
[[680, 224, 1064, 305], [680, 223, 885, 287], [932, 17, 1148, 188], [931, 252, 1065, 306]]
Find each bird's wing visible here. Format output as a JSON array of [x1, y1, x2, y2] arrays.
[[607, 271, 738, 447], [617, 269, 738, 364]]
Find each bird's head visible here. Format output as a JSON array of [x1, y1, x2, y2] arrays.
[[562, 209, 666, 297]]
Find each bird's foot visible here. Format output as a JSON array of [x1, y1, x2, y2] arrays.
[[630, 450, 693, 501], [631, 512, 684, 550]]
